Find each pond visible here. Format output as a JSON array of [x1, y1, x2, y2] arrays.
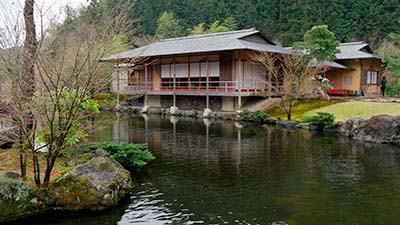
[[12, 114, 400, 225]]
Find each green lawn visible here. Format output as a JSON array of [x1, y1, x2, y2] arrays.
[[304, 102, 400, 122], [266, 99, 337, 120]]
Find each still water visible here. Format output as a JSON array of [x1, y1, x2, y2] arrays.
[[16, 114, 400, 225]]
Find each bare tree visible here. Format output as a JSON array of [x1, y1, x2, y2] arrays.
[[252, 52, 329, 120], [0, 1, 131, 186]]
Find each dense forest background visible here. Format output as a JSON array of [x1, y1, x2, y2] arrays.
[[117, 0, 400, 47], [57, 0, 400, 92]]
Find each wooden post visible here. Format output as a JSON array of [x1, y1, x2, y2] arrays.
[[159, 57, 162, 90], [237, 51, 242, 111], [188, 55, 191, 91], [206, 54, 210, 109], [199, 59, 202, 89], [360, 59, 364, 96], [173, 57, 176, 107], [169, 60, 172, 89], [238, 53, 242, 91], [238, 95, 242, 111], [115, 67, 122, 110], [144, 63, 148, 107]]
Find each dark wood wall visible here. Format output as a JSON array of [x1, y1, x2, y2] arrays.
[[220, 51, 233, 81]]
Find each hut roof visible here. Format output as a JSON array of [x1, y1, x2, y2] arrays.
[[336, 42, 381, 60]]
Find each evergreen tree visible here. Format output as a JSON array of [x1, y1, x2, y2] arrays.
[[154, 11, 184, 40], [78, 0, 400, 47], [187, 17, 238, 36], [208, 21, 230, 33], [383, 33, 400, 80], [293, 25, 340, 62], [222, 16, 238, 30]]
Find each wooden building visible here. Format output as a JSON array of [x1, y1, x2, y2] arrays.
[[325, 42, 382, 96], [104, 29, 382, 112], [103, 29, 289, 112]]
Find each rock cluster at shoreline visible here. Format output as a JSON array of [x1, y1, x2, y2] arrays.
[[339, 115, 400, 145]]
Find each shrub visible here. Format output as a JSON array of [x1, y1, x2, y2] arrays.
[[303, 112, 335, 130], [386, 84, 400, 97], [234, 110, 269, 123], [81, 143, 155, 171]]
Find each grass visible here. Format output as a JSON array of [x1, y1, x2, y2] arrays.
[[0, 149, 74, 186], [266, 99, 338, 120], [304, 102, 400, 122], [93, 93, 128, 108]]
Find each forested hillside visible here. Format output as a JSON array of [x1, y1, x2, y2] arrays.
[[128, 0, 400, 47]]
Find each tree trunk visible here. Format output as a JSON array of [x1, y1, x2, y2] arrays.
[[19, 129, 26, 179], [23, 0, 37, 99], [43, 154, 57, 186], [19, 153, 27, 178], [287, 100, 293, 121], [20, 0, 37, 180], [33, 154, 40, 186]]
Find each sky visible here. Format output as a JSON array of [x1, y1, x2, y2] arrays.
[[0, 0, 89, 32]]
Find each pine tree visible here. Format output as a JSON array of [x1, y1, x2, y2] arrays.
[[154, 12, 184, 40], [222, 16, 238, 30], [293, 25, 340, 62]]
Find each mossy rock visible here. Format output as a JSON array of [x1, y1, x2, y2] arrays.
[[50, 154, 133, 211]]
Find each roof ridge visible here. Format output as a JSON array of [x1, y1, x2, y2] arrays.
[[159, 28, 257, 42], [339, 41, 365, 46]]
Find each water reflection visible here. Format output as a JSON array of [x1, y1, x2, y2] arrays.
[[15, 114, 400, 225], [108, 114, 400, 225]]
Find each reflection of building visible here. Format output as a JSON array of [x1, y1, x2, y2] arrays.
[[112, 115, 130, 143]]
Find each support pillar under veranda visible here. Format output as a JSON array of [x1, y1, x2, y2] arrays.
[[202, 54, 212, 118], [170, 57, 178, 115], [237, 95, 242, 112], [236, 50, 243, 113], [142, 63, 150, 113]]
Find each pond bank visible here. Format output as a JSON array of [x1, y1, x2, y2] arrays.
[[117, 105, 328, 131], [116, 105, 400, 146]]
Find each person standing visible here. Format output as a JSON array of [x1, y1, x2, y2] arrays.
[[380, 76, 387, 96]]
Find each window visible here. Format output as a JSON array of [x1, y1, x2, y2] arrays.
[[161, 62, 220, 78], [344, 76, 352, 86], [367, 71, 378, 84]]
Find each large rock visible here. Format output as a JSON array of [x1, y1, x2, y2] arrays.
[[339, 115, 400, 145], [278, 119, 298, 129], [51, 150, 134, 211]]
